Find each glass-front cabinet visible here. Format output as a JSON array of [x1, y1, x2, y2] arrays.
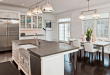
[[33, 16, 37, 29], [27, 16, 31, 28], [20, 15, 43, 29], [38, 16, 42, 28], [20, 15, 25, 28]]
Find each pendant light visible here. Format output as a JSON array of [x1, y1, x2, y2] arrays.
[[79, 0, 100, 19], [33, 6, 42, 15], [26, 0, 54, 16], [92, 10, 100, 19], [79, 12, 85, 19], [26, 9, 32, 16], [42, 1, 54, 12]]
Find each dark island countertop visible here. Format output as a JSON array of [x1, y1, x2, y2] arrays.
[[12, 39, 79, 58]]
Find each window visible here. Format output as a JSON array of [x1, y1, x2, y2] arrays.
[[83, 20, 93, 35], [96, 19, 109, 40], [58, 18, 71, 42], [58, 18, 71, 22], [83, 13, 109, 40]]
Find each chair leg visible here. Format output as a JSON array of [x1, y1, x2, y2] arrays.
[[89, 52, 91, 63], [96, 51, 98, 60], [99, 52, 100, 61], [109, 54, 110, 59], [92, 53, 93, 61], [84, 51, 86, 58], [80, 50, 81, 58]]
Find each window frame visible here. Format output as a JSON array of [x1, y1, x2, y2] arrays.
[[58, 21, 71, 42], [95, 18, 109, 40]]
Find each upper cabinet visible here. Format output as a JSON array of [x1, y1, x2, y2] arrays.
[[20, 15, 25, 28], [38, 16, 42, 28], [20, 15, 43, 30], [0, 12, 18, 19]]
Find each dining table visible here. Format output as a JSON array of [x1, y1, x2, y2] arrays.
[[80, 40, 110, 67]]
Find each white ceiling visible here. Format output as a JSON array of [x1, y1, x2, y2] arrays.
[[0, 0, 110, 14]]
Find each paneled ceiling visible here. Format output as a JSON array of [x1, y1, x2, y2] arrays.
[[0, 0, 110, 14]]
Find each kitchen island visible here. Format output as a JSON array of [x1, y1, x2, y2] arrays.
[[12, 39, 79, 75]]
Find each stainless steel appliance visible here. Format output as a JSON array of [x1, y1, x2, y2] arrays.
[[0, 18, 19, 51]]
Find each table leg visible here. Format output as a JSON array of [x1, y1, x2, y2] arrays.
[[74, 52, 77, 71], [102, 46, 104, 67]]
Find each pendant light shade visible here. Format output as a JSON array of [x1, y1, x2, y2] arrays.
[[26, 10, 32, 16], [79, 13, 85, 19], [33, 6, 42, 15], [42, 1, 54, 12], [92, 11, 100, 19]]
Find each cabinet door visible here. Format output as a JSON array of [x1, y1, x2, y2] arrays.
[[26, 16, 31, 28], [20, 15, 25, 28], [33, 16, 37, 29], [38, 16, 42, 28], [5, 13, 18, 18]]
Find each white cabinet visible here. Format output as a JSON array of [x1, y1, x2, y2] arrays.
[[0, 12, 18, 18], [20, 15, 43, 30]]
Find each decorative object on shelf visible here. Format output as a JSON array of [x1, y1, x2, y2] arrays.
[[79, 0, 100, 19], [92, 35, 95, 42], [45, 20, 52, 31], [85, 28, 93, 41], [26, 0, 54, 16], [82, 34, 85, 41]]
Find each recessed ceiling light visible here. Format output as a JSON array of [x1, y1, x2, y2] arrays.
[[0, 0, 2, 1], [22, 4, 24, 5]]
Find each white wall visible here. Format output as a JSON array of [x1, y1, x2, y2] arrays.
[[43, 13, 55, 41], [54, 3, 110, 40]]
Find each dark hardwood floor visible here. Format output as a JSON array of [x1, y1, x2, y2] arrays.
[[0, 50, 110, 75]]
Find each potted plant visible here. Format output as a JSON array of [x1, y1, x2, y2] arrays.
[[85, 28, 93, 41]]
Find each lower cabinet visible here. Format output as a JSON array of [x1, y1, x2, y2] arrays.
[[19, 49, 31, 75]]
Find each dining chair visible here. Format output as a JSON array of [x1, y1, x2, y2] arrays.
[[84, 42, 99, 63], [73, 40, 84, 58]]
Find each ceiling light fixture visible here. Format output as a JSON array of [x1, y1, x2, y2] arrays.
[[42, 1, 54, 12], [0, 0, 2, 1], [26, 0, 54, 16], [26, 8, 32, 16], [79, 0, 100, 19], [33, 6, 42, 15], [22, 4, 24, 5]]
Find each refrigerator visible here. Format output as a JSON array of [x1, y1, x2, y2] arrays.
[[0, 18, 19, 51]]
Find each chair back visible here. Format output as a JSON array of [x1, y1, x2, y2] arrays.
[[84, 42, 93, 52], [73, 40, 81, 47]]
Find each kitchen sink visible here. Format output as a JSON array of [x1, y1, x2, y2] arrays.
[[20, 44, 37, 50]]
